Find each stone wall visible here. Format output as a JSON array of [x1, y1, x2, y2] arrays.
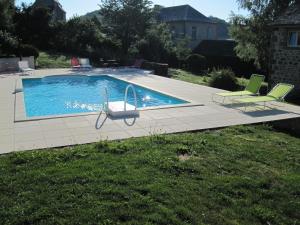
[[0, 56, 35, 73], [270, 27, 300, 97]]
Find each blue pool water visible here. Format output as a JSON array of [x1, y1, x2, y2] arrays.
[[22, 75, 188, 117]]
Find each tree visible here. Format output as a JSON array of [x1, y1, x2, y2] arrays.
[[54, 17, 119, 60], [0, 30, 18, 56], [14, 4, 53, 50], [100, 0, 153, 54], [229, 0, 296, 71], [132, 23, 190, 67], [0, 0, 14, 31], [174, 38, 191, 66], [0, 0, 17, 56], [134, 23, 174, 62]]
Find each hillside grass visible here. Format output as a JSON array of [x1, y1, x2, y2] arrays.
[[0, 125, 299, 225], [169, 69, 211, 85]]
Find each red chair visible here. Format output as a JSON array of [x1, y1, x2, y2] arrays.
[[71, 57, 80, 69]]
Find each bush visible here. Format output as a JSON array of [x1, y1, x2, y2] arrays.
[[36, 52, 69, 69], [18, 44, 39, 58], [185, 54, 207, 72], [204, 56, 263, 79], [209, 68, 239, 91]]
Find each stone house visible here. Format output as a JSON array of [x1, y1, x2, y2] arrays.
[[159, 5, 217, 49], [33, 0, 66, 22], [270, 2, 300, 97]]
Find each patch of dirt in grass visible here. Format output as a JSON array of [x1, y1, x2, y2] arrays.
[[178, 154, 191, 161]]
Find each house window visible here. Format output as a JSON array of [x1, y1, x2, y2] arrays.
[[288, 31, 300, 47], [192, 27, 197, 40]]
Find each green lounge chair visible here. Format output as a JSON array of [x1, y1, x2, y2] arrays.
[[212, 74, 265, 104], [234, 83, 294, 110]]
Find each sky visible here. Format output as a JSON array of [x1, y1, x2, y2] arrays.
[[15, 0, 248, 21]]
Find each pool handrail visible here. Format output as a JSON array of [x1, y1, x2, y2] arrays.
[[124, 84, 137, 111]]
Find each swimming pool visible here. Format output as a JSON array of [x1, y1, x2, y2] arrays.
[[22, 75, 188, 117]]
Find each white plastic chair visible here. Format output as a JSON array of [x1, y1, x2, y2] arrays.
[[18, 61, 34, 76], [79, 58, 92, 69]]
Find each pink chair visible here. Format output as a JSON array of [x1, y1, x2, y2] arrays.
[[71, 57, 80, 69]]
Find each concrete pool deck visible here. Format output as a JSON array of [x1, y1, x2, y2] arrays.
[[1, 68, 300, 154]]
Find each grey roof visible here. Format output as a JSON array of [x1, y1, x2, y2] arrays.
[[272, 3, 300, 26], [159, 5, 214, 23]]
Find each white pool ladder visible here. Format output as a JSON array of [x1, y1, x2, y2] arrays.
[[103, 84, 139, 117], [124, 84, 138, 111]]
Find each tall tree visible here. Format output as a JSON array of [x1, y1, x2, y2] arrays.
[[0, 0, 17, 56], [134, 23, 174, 62], [53, 16, 119, 60], [0, 0, 14, 31], [229, 0, 296, 71], [100, 0, 153, 54], [14, 5, 53, 49], [0, 30, 18, 56]]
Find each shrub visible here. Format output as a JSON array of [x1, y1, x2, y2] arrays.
[[185, 54, 207, 72], [36, 52, 69, 69], [18, 44, 39, 58], [203, 56, 263, 79], [209, 68, 239, 91]]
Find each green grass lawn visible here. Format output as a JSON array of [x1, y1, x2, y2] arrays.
[[1, 125, 299, 225], [169, 69, 211, 86], [36, 52, 70, 69]]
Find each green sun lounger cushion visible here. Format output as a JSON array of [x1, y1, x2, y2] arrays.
[[235, 83, 294, 104], [245, 74, 265, 93], [216, 74, 265, 97], [217, 90, 253, 97], [268, 83, 294, 99]]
